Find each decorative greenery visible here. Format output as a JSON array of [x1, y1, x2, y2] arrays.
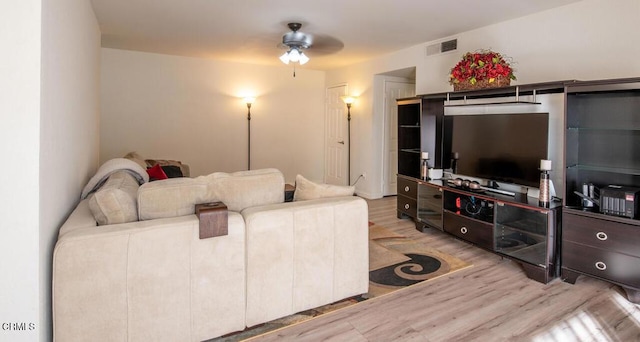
[[449, 50, 516, 86]]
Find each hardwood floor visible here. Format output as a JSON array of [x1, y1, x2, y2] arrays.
[[251, 196, 640, 341]]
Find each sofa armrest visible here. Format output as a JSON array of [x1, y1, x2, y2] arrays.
[[53, 212, 246, 341], [241, 196, 369, 327]]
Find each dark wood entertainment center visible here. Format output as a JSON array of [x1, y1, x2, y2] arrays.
[[397, 77, 640, 303]]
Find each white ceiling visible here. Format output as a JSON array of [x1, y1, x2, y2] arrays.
[[90, 0, 582, 70]]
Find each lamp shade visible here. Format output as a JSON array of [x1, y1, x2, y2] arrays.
[[279, 52, 290, 64], [298, 52, 309, 65], [288, 49, 300, 62], [341, 96, 357, 105]]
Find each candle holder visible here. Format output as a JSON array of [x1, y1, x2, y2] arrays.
[[421, 152, 430, 181], [539, 159, 552, 207], [450, 152, 459, 174]]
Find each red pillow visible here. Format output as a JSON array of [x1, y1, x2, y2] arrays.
[[147, 164, 168, 181]]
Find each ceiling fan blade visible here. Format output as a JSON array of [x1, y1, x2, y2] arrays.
[[305, 34, 344, 56]]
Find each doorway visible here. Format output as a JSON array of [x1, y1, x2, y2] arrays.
[[382, 76, 415, 196]]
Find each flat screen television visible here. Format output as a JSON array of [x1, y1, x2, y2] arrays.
[[443, 113, 549, 188]]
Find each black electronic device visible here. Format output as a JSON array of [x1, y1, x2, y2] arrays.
[[600, 185, 640, 219], [443, 113, 549, 188], [443, 191, 494, 223]]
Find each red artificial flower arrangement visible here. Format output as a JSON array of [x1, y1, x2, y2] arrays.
[[449, 50, 516, 91]]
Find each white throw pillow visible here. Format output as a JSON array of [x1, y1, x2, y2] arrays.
[[210, 168, 284, 212], [293, 174, 355, 201], [137, 176, 213, 220], [88, 171, 140, 225]]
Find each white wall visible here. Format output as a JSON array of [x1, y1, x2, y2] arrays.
[[1, 3, 100, 342], [100, 49, 326, 184], [39, 0, 101, 340], [0, 1, 41, 341], [327, 0, 640, 198], [416, 0, 640, 94]]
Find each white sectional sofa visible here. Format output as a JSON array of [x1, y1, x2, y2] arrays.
[[52, 166, 369, 341]]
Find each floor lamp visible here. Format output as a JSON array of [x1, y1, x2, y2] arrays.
[[341, 96, 356, 185], [244, 97, 255, 170]]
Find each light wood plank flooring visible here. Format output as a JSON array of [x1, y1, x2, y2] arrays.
[[251, 196, 640, 341]]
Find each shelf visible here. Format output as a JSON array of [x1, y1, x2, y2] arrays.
[[444, 86, 543, 106], [399, 148, 421, 154], [496, 223, 546, 241], [444, 100, 541, 107], [567, 127, 640, 132], [399, 125, 420, 128], [419, 80, 571, 100], [566, 164, 640, 176], [564, 207, 640, 226], [501, 242, 547, 267]]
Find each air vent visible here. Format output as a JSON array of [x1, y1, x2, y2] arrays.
[[441, 39, 457, 52], [426, 38, 458, 56]]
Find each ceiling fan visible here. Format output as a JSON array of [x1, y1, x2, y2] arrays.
[[277, 22, 344, 70], [279, 23, 312, 65]]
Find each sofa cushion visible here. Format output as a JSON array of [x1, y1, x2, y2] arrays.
[[210, 168, 285, 212], [137, 176, 214, 220], [123, 151, 148, 170], [88, 171, 140, 225], [160, 165, 184, 178], [146, 164, 168, 181], [138, 168, 284, 219], [146, 158, 190, 177], [293, 174, 355, 201]]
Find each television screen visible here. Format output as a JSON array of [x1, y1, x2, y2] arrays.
[[443, 113, 549, 188]]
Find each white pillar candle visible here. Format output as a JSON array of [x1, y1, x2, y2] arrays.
[[454, 152, 459, 159], [540, 159, 552, 171], [421, 152, 429, 160]]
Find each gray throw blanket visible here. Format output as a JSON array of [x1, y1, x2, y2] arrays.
[[81, 158, 149, 199]]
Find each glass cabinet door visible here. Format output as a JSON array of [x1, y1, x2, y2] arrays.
[[418, 184, 443, 230], [495, 203, 548, 266]]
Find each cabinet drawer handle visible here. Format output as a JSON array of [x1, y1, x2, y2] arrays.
[[460, 227, 468, 234], [595, 261, 607, 271], [404, 204, 410, 210], [596, 232, 608, 241], [404, 186, 410, 192]]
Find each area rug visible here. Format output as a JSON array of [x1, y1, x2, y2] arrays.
[[208, 222, 472, 342]]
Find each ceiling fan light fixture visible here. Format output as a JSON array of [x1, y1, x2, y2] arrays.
[[298, 52, 309, 65], [279, 48, 309, 65], [279, 52, 290, 64], [288, 48, 301, 62]]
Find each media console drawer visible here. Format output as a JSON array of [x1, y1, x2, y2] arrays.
[[563, 241, 640, 288], [397, 195, 417, 218], [443, 211, 493, 250], [397, 177, 418, 199], [563, 212, 640, 258]]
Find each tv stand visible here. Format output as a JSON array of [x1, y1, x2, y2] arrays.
[[442, 185, 561, 283]]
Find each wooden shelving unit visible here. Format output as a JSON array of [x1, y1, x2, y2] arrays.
[[561, 77, 640, 304]]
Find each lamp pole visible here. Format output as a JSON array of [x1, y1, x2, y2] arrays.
[[247, 102, 251, 170], [243, 97, 255, 170], [346, 102, 351, 186], [341, 96, 356, 186]]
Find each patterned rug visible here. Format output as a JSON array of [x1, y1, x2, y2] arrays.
[[209, 222, 472, 341]]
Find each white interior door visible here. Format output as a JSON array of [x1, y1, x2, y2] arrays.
[[324, 84, 348, 185], [383, 80, 415, 196]]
